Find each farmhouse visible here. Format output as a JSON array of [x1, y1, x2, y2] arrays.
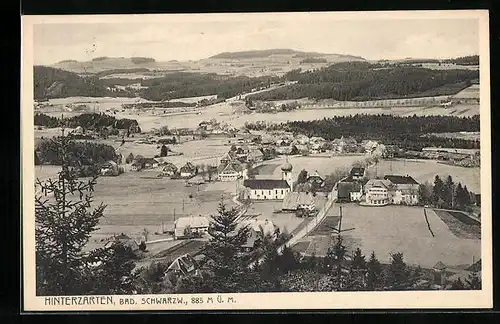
[[294, 134, 310, 145], [130, 159, 144, 171], [164, 254, 199, 276], [276, 145, 298, 155], [247, 149, 264, 163], [179, 162, 197, 178], [282, 191, 316, 212], [104, 233, 140, 253], [217, 162, 242, 182], [239, 219, 279, 252], [100, 160, 120, 176], [306, 170, 325, 189], [337, 181, 363, 203], [384, 175, 420, 205], [174, 216, 210, 239], [295, 144, 309, 155], [350, 167, 366, 181], [162, 162, 178, 176], [333, 136, 358, 154], [142, 158, 160, 169]]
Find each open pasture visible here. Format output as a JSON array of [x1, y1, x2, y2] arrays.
[[368, 159, 480, 193], [326, 204, 480, 268]]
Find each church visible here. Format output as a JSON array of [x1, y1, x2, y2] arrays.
[[242, 160, 293, 200]]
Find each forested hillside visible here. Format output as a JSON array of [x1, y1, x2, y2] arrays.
[[139, 73, 281, 101], [34, 66, 133, 100], [247, 62, 479, 101]]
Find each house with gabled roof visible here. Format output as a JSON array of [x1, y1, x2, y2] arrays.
[[242, 179, 291, 200], [217, 162, 241, 182], [384, 175, 419, 205], [179, 162, 197, 178], [162, 162, 178, 176]]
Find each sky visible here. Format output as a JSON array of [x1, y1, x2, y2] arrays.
[[32, 14, 480, 65]]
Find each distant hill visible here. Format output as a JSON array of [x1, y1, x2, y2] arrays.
[[51, 57, 159, 74], [209, 49, 365, 61]]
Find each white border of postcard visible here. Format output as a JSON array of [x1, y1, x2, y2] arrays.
[[21, 10, 492, 311]]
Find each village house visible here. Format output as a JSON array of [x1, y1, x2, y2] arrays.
[[162, 162, 178, 176], [130, 159, 144, 171], [247, 148, 264, 163], [217, 161, 244, 182], [142, 157, 160, 169], [179, 162, 197, 178], [174, 216, 210, 239], [164, 254, 200, 277], [239, 219, 279, 252], [350, 167, 366, 181], [104, 233, 141, 254], [282, 191, 316, 212], [336, 180, 363, 203], [333, 136, 358, 154], [306, 170, 325, 189], [276, 145, 298, 155], [383, 175, 420, 205], [295, 144, 310, 156], [100, 160, 120, 176], [294, 134, 310, 145]]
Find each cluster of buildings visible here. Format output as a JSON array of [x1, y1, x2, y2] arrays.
[[336, 167, 420, 206]]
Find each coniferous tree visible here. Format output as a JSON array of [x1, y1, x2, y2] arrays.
[[83, 243, 139, 295], [385, 252, 410, 290], [444, 175, 455, 209], [348, 248, 367, 290], [35, 133, 106, 295], [454, 182, 465, 210], [204, 202, 251, 292], [296, 169, 308, 185], [463, 185, 472, 206], [432, 175, 445, 207], [366, 251, 383, 290]]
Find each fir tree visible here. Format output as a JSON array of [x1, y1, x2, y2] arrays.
[[385, 252, 410, 290], [82, 243, 139, 295], [454, 182, 465, 210], [35, 132, 106, 295], [432, 175, 445, 208], [366, 251, 383, 290], [444, 175, 455, 209], [204, 201, 251, 292], [463, 185, 472, 206], [297, 169, 308, 185], [348, 248, 367, 290]]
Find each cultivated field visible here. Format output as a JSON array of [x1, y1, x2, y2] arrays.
[[299, 204, 481, 268], [34, 170, 239, 244], [368, 159, 480, 193]]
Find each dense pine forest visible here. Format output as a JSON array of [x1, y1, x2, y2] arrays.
[[247, 61, 479, 101], [266, 115, 480, 150], [34, 113, 141, 132]]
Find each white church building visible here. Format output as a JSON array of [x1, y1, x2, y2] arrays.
[[242, 160, 293, 200]]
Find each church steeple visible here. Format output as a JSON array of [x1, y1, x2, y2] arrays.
[[281, 157, 293, 190]]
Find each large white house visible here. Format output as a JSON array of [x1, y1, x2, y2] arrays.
[[363, 179, 392, 206], [383, 175, 419, 205]]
